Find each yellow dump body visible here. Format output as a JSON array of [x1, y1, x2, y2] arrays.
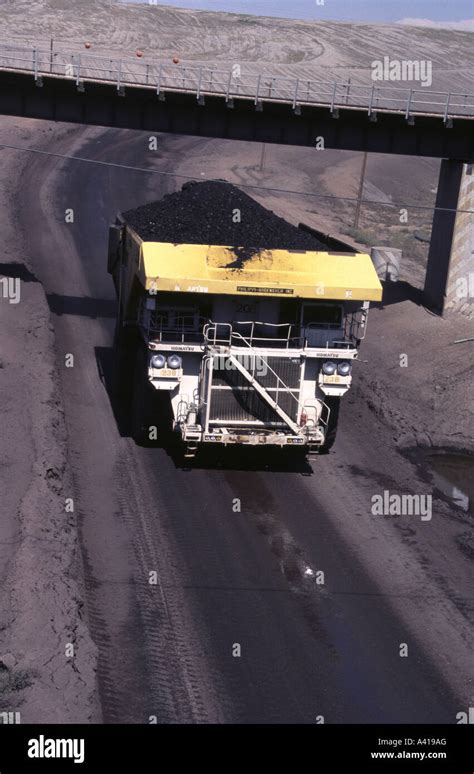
[[133, 237, 383, 302]]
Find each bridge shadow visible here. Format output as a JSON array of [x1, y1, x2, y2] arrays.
[[0, 273, 117, 320], [94, 344, 314, 474], [0, 262, 39, 282], [46, 292, 116, 318], [375, 280, 423, 309]]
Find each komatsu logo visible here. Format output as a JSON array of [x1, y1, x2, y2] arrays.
[[28, 735, 85, 764]]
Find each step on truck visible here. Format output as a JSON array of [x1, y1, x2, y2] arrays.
[[107, 192, 382, 458]]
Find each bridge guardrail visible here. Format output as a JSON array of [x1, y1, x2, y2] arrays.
[[0, 44, 472, 120]]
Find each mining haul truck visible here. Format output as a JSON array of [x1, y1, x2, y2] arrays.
[[108, 182, 382, 458]]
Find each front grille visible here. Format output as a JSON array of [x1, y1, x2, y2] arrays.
[[259, 356, 301, 389], [212, 355, 301, 389], [209, 354, 301, 424], [209, 389, 297, 424]]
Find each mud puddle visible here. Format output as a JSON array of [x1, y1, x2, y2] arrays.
[[426, 453, 474, 513]]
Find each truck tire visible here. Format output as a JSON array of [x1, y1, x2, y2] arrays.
[[131, 344, 154, 445], [112, 322, 136, 404], [319, 397, 340, 454]]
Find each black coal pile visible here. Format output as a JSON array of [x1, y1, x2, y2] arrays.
[[123, 180, 327, 251]]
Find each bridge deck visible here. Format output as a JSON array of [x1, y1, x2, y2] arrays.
[[0, 44, 473, 121]]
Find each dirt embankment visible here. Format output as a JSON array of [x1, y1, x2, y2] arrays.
[[356, 297, 474, 456], [0, 118, 99, 722], [1, 0, 472, 93]]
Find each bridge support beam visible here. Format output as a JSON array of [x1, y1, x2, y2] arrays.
[[424, 161, 474, 317]]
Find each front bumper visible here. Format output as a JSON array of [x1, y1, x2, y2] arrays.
[[182, 427, 325, 447]]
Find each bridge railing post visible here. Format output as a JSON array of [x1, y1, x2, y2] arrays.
[[197, 67, 203, 101], [156, 63, 163, 96], [345, 78, 351, 105], [405, 88, 413, 120], [292, 78, 299, 109], [225, 69, 232, 102], [443, 92, 451, 123], [255, 74, 261, 106], [116, 59, 123, 94], [368, 85, 375, 116]]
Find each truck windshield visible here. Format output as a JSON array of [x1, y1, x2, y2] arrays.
[[302, 304, 342, 328]]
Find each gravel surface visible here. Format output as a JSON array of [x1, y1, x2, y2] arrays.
[[124, 181, 327, 250]]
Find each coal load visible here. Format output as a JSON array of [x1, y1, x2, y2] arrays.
[[123, 180, 327, 251]]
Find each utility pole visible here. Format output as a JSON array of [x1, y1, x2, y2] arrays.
[[259, 142, 266, 173], [353, 151, 368, 229]]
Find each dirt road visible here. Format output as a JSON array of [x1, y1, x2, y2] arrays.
[[10, 124, 473, 723]]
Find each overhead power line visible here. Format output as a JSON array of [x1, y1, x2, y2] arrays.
[[0, 141, 473, 215]]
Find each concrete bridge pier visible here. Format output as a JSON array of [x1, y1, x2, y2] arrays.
[[424, 161, 474, 317]]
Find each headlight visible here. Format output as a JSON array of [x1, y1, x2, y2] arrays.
[[322, 361, 336, 375], [150, 354, 166, 369], [337, 361, 352, 376], [167, 354, 182, 370]]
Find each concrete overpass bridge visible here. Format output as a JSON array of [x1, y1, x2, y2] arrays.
[[0, 43, 472, 315]]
